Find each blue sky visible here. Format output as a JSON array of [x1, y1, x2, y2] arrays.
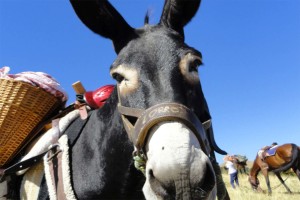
[[1, 0, 299, 164]]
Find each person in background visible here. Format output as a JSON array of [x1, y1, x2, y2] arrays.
[[224, 155, 239, 189]]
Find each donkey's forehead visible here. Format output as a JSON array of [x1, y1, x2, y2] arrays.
[[111, 25, 200, 69], [137, 25, 184, 44]]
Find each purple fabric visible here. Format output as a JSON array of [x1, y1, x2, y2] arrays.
[[266, 146, 278, 156]]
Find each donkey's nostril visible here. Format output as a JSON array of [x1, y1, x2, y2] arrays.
[[148, 169, 155, 179], [198, 163, 216, 193]]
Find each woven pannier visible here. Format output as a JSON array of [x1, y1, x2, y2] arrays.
[[0, 79, 62, 167]]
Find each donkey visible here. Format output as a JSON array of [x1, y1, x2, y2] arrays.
[[5, 0, 229, 199]]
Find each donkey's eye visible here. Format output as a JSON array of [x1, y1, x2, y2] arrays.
[[110, 65, 139, 95], [189, 59, 202, 72], [179, 53, 202, 84], [112, 73, 125, 83]]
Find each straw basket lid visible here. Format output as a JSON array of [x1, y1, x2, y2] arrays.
[[0, 78, 63, 167]]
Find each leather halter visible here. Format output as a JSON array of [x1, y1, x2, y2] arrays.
[[117, 86, 211, 156]]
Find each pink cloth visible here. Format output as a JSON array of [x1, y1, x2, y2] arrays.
[[0, 66, 68, 102]]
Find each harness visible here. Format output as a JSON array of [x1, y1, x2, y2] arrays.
[[0, 103, 90, 200]]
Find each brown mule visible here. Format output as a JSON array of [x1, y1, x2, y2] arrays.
[[249, 143, 300, 195], [236, 160, 248, 175]]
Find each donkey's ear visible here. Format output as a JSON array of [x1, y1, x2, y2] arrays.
[[159, 0, 201, 37], [70, 0, 136, 53]]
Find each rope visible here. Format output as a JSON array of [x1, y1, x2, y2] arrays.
[[270, 174, 290, 190], [133, 151, 146, 175]]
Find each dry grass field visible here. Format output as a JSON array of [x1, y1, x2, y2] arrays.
[[221, 172, 300, 200]]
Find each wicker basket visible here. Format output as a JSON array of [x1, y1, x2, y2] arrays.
[[0, 79, 62, 167]]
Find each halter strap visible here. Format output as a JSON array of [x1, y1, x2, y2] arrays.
[[118, 105, 144, 118]]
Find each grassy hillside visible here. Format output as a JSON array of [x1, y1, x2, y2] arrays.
[[221, 171, 300, 200]]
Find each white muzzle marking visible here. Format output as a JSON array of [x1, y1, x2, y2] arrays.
[[142, 121, 212, 199]]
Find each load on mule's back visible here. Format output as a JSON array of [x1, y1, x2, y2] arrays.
[[0, 67, 67, 167], [1, 0, 229, 199], [234, 154, 248, 174]]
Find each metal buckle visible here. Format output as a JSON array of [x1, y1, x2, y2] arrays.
[[46, 143, 63, 161]]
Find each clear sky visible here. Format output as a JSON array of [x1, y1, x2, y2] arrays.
[[1, 0, 299, 164]]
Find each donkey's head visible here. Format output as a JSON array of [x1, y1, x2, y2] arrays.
[[71, 0, 216, 199]]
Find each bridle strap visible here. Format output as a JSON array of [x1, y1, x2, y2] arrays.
[[118, 104, 144, 118], [202, 119, 212, 131], [117, 105, 145, 142], [116, 86, 145, 141]]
